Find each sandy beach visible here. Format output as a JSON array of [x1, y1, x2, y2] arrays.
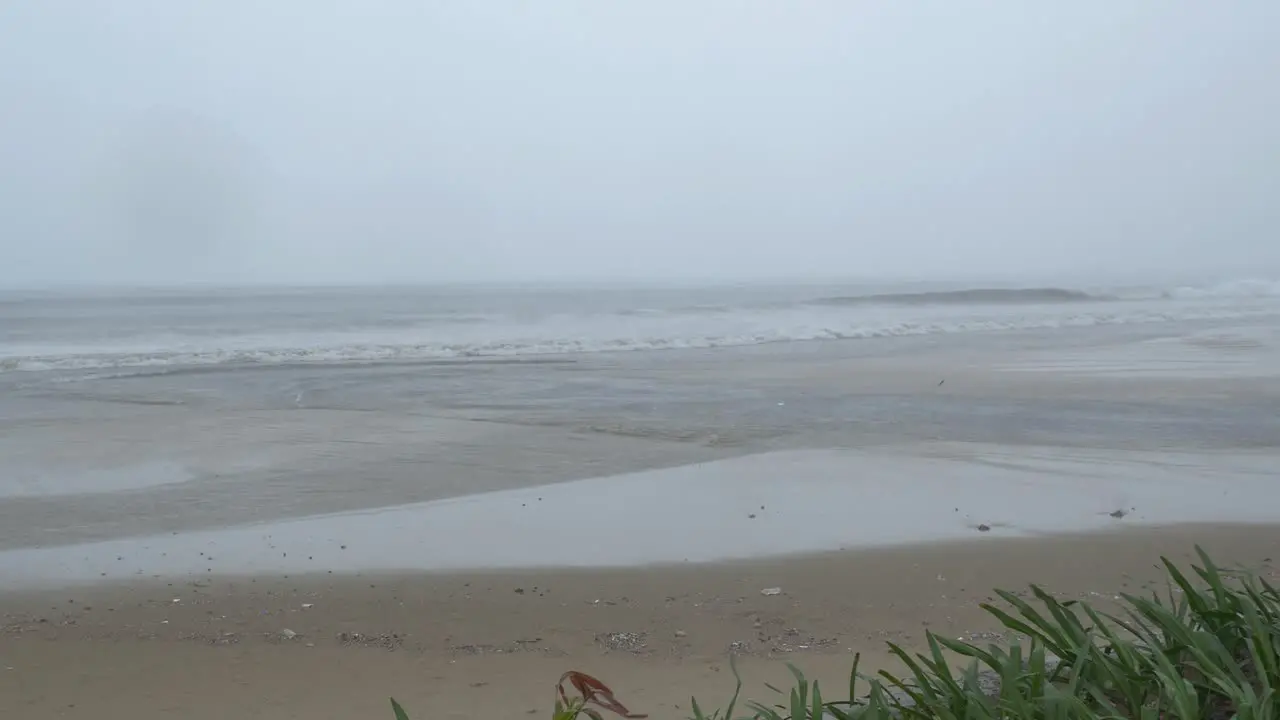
[[5, 525, 1280, 719], [3, 287, 1280, 718], [5, 1, 1280, 714]]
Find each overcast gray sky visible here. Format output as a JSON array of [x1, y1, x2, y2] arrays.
[[1, 1, 1277, 288]]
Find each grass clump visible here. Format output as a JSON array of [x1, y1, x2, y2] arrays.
[[392, 546, 1280, 719]]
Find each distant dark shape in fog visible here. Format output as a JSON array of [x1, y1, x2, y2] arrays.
[[1, 2, 1279, 288]]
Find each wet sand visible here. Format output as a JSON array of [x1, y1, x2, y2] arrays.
[[5, 525, 1280, 719], [5, 320, 1280, 551], [4, 444, 1280, 588], [3, 319, 1279, 718]]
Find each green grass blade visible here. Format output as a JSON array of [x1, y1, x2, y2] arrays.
[[848, 653, 861, 706]]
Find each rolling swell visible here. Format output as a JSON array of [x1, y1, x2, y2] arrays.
[[810, 287, 1103, 307]]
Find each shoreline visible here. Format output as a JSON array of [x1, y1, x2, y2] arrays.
[[3, 519, 1279, 599], [6, 443, 1280, 592], [5, 523, 1280, 718]]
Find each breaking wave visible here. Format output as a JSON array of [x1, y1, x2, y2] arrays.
[[1162, 278, 1280, 300], [809, 287, 1103, 307], [5, 277, 1278, 375], [5, 304, 1276, 374]]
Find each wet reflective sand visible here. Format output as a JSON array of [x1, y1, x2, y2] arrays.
[[2, 319, 1279, 587], [2, 444, 1279, 589]]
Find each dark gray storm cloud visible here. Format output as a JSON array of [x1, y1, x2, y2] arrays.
[[2, 2, 1277, 287]]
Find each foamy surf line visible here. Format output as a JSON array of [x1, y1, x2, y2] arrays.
[[5, 304, 1278, 374], [3, 446, 1278, 591]]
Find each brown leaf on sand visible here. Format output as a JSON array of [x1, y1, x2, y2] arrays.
[[557, 671, 648, 718]]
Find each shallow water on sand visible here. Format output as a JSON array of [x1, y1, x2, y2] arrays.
[[3, 444, 1280, 589], [1, 285, 1279, 586]]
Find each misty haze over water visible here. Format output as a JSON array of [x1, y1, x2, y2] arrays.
[[2, 3, 1279, 288]]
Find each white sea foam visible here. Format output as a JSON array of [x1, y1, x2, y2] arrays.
[[1164, 278, 1280, 300], [2, 306, 1275, 373], [3, 280, 1278, 374]]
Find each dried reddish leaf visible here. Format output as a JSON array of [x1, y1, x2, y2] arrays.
[[557, 671, 648, 719]]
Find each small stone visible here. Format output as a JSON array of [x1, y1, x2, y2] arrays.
[[514, 588, 525, 594], [280, 629, 297, 640], [760, 587, 782, 596], [674, 630, 687, 638], [977, 524, 991, 532]]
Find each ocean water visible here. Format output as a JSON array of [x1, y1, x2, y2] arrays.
[[2, 278, 1280, 585], [3, 278, 1280, 374]]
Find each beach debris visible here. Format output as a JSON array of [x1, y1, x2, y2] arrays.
[[728, 640, 751, 654], [977, 524, 991, 532], [760, 587, 783, 596], [514, 587, 525, 594], [301, 603, 313, 609], [674, 629, 687, 638], [279, 628, 297, 640], [450, 643, 496, 655], [1109, 508, 1128, 519], [960, 630, 1007, 643], [748, 513, 757, 519], [339, 631, 404, 649], [773, 629, 838, 654], [557, 671, 647, 718], [449, 638, 543, 655], [596, 631, 648, 653]]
